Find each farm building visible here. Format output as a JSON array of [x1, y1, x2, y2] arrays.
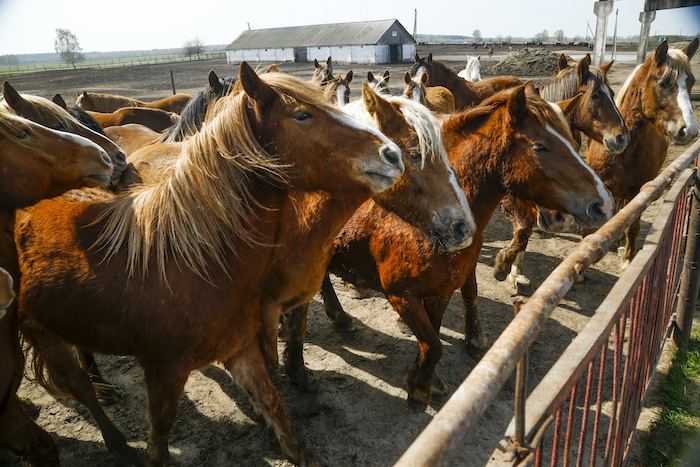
[[224, 19, 415, 64]]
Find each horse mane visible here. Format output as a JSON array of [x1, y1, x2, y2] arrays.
[[77, 92, 143, 109], [344, 94, 447, 169], [158, 78, 235, 143], [1, 94, 75, 129], [446, 87, 575, 143], [540, 65, 609, 102], [615, 64, 642, 107], [94, 73, 337, 280]]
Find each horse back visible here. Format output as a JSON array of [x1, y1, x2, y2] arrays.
[[145, 94, 192, 115]]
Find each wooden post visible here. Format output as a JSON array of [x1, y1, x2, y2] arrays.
[[675, 172, 700, 347], [169, 70, 176, 95]]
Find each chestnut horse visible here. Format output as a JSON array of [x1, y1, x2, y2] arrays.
[[313, 85, 613, 408], [2, 81, 127, 183], [324, 70, 354, 106], [409, 53, 522, 109], [10, 63, 403, 466], [403, 72, 456, 113], [311, 56, 333, 84], [76, 90, 192, 114], [367, 70, 390, 94], [494, 56, 628, 288], [84, 107, 179, 132], [587, 39, 698, 267], [0, 108, 113, 465]]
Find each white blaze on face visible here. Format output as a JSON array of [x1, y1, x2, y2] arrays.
[[336, 84, 347, 107], [676, 69, 698, 139], [545, 124, 613, 218], [412, 84, 424, 104]]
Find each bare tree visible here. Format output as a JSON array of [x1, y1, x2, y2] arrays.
[[534, 29, 550, 43], [505, 35, 512, 44], [554, 29, 565, 42], [183, 38, 205, 60], [54, 28, 83, 69], [473, 29, 482, 42]]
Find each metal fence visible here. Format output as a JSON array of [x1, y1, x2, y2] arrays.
[[395, 139, 700, 467]]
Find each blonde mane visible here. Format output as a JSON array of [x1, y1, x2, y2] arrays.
[[615, 64, 642, 107], [77, 92, 144, 110], [95, 73, 337, 280], [540, 64, 610, 102]]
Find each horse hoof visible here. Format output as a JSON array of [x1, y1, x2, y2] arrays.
[[289, 369, 319, 393], [465, 335, 488, 351], [93, 381, 122, 406], [621, 259, 630, 271], [493, 266, 509, 282], [431, 375, 449, 398], [332, 312, 354, 332], [617, 246, 626, 258], [407, 390, 431, 411]]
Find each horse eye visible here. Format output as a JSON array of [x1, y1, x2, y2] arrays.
[[533, 143, 547, 152], [591, 91, 600, 99], [660, 80, 675, 90], [410, 152, 422, 163], [293, 111, 312, 121]]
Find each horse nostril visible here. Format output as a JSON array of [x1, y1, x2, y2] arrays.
[[115, 150, 127, 165], [616, 133, 627, 147], [677, 126, 688, 141], [451, 220, 469, 240], [380, 145, 401, 167], [588, 200, 606, 221]]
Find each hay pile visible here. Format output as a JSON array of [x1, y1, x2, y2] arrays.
[[486, 48, 564, 76]]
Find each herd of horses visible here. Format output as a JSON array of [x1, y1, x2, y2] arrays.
[[0, 37, 696, 466]]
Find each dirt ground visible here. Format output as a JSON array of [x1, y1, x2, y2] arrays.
[[5, 45, 700, 466]]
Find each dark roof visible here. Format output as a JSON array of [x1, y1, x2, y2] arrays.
[[225, 19, 414, 50]]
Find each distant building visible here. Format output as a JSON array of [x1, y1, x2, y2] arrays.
[[224, 19, 415, 64]]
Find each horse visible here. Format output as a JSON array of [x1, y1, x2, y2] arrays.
[[0, 108, 114, 466], [311, 56, 333, 85], [9, 63, 403, 466], [587, 38, 698, 268], [457, 55, 482, 82], [324, 70, 353, 106], [367, 70, 390, 94], [83, 107, 179, 133], [76, 91, 192, 114], [159, 70, 236, 143], [2, 81, 127, 184], [105, 123, 161, 156], [403, 72, 456, 113], [275, 84, 475, 389], [51, 93, 111, 135], [409, 53, 521, 109], [315, 84, 613, 408], [494, 56, 628, 289]]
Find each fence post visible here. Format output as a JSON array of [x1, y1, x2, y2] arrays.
[[170, 70, 176, 95], [675, 171, 700, 348]]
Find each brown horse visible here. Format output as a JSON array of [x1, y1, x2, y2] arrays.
[[587, 39, 698, 268], [324, 70, 353, 106], [105, 123, 160, 156], [2, 81, 127, 183], [409, 52, 522, 109], [76, 91, 192, 114], [84, 107, 179, 132], [403, 72, 456, 113], [367, 70, 390, 94], [315, 85, 613, 408], [494, 57, 628, 288], [311, 56, 333, 84], [10, 63, 403, 466], [272, 85, 475, 389], [0, 108, 113, 465]]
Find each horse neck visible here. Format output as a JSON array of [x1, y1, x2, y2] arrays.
[[617, 63, 654, 135], [432, 66, 477, 108]]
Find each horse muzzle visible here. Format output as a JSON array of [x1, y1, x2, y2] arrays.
[[603, 132, 630, 155], [432, 207, 476, 252]]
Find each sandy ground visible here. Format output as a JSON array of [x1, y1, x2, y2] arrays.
[[4, 45, 700, 466]]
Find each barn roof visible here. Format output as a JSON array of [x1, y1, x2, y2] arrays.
[[225, 19, 414, 50]]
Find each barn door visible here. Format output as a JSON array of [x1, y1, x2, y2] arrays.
[[389, 45, 401, 63], [294, 47, 307, 62]]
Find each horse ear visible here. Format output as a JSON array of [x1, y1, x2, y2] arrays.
[[507, 85, 527, 122], [414, 52, 420, 62], [477, 55, 481, 61], [383, 70, 390, 79], [2, 81, 27, 111], [654, 40, 668, 66], [314, 58, 320, 69], [583, 53, 592, 65], [238, 61, 275, 107], [367, 71, 374, 82], [428, 53, 433, 63], [524, 80, 539, 96], [557, 53, 568, 71], [683, 37, 699, 60], [345, 70, 353, 83], [600, 60, 614, 75], [404, 72, 412, 85], [557, 93, 583, 116], [576, 57, 589, 85], [265, 64, 279, 73], [361, 82, 401, 137], [52, 93, 67, 109], [420, 72, 428, 85], [208, 70, 222, 92], [326, 56, 332, 66]]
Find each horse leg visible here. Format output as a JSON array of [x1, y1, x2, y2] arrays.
[[494, 197, 535, 291], [143, 365, 189, 467], [223, 349, 318, 466], [320, 273, 352, 330], [77, 348, 121, 405], [0, 395, 59, 466], [281, 304, 318, 392], [386, 293, 442, 410], [462, 273, 487, 350], [260, 306, 280, 373], [423, 295, 451, 398], [622, 216, 641, 269], [21, 324, 142, 466]]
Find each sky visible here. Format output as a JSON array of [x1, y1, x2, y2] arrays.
[[0, 0, 699, 55]]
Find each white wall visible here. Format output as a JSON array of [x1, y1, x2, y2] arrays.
[[306, 46, 333, 63], [402, 43, 416, 62], [226, 48, 294, 63]]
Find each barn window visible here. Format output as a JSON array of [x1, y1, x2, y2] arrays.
[[265, 48, 268, 51], [339, 46, 342, 48], [392, 31, 398, 37]]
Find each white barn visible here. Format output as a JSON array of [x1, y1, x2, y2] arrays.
[[225, 19, 416, 64]]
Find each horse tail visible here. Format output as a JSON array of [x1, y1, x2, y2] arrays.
[[21, 332, 71, 400]]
